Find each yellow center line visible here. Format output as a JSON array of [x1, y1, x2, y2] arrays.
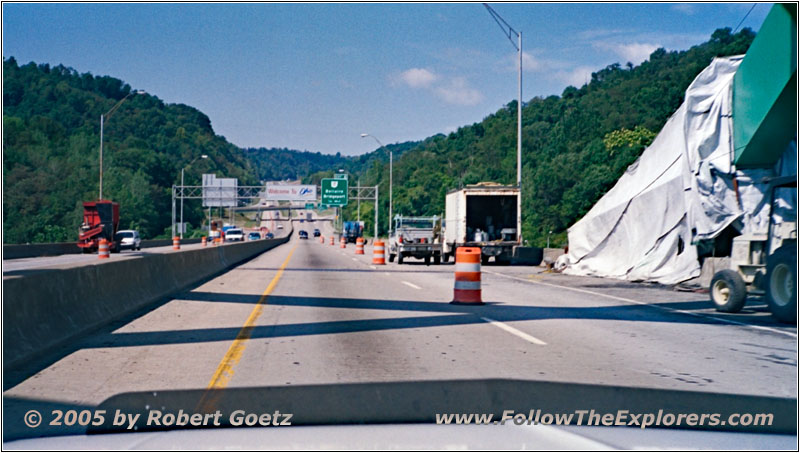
[[196, 242, 297, 411]]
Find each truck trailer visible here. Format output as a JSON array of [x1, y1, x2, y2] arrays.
[[443, 183, 520, 264]]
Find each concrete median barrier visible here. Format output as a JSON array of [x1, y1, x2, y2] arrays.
[[512, 246, 543, 266], [3, 235, 290, 370], [3, 238, 204, 259]]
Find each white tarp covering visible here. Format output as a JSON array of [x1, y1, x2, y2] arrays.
[[565, 56, 796, 285]]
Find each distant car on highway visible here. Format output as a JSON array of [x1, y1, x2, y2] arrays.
[[114, 230, 141, 251], [266, 232, 274, 239], [313, 229, 321, 237], [225, 228, 245, 242], [247, 232, 261, 241], [277, 224, 284, 230], [298, 230, 308, 239]]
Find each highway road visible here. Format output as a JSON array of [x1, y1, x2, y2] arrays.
[[6, 216, 796, 397], [3, 212, 796, 445]]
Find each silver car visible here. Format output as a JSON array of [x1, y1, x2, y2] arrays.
[[225, 228, 245, 242], [114, 230, 141, 251]]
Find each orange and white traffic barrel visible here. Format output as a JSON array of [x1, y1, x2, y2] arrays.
[[451, 247, 482, 305], [330, 236, 335, 246], [173, 236, 180, 250], [340, 237, 346, 249], [372, 240, 386, 265], [320, 235, 325, 244], [98, 239, 110, 259], [355, 237, 365, 255], [202, 236, 207, 247]]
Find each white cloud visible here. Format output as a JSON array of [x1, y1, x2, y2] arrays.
[[503, 50, 572, 74], [614, 42, 660, 64], [398, 68, 438, 88], [393, 67, 484, 106], [552, 66, 595, 88], [671, 4, 697, 15], [594, 41, 660, 64], [434, 77, 484, 106], [521, 51, 543, 72]]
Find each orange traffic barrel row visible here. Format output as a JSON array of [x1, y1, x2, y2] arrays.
[[173, 236, 180, 250], [355, 237, 365, 255], [340, 237, 346, 249], [98, 239, 110, 259], [202, 236, 207, 247], [329, 236, 335, 246], [451, 247, 482, 305], [372, 240, 386, 265]]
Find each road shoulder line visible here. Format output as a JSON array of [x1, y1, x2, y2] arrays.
[[483, 269, 796, 338]]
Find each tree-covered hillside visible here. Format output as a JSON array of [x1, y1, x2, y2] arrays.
[[3, 57, 257, 243], [2, 27, 755, 246], [245, 140, 419, 183], [339, 28, 755, 245]]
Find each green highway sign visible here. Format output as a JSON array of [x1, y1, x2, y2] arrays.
[[334, 173, 348, 180], [321, 178, 348, 206], [305, 203, 315, 210]]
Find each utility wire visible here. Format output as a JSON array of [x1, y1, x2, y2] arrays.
[[483, 3, 519, 50], [733, 3, 757, 33]]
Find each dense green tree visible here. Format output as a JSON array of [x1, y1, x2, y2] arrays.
[[3, 58, 256, 243]]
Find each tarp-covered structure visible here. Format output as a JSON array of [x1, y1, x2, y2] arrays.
[[565, 56, 797, 285]]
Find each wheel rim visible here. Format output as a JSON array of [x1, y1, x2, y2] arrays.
[[770, 263, 794, 308], [712, 280, 730, 305]]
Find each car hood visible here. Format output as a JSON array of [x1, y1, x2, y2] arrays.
[[3, 379, 795, 446]]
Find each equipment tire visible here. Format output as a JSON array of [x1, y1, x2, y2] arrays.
[[766, 247, 796, 324], [709, 269, 747, 313]]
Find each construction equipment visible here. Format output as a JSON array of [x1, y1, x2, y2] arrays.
[[77, 200, 120, 253], [710, 176, 797, 323], [388, 215, 442, 265]]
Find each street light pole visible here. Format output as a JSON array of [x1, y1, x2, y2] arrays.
[[361, 133, 391, 235], [99, 114, 104, 199], [517, 30, 523, 244], [484, 3, 523, 243], [98, 90, 145, 200]]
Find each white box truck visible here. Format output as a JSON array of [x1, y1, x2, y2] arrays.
[[443, 183, 520, 264]]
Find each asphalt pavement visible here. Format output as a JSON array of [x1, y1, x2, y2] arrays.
[[5, 217, 795, 418]]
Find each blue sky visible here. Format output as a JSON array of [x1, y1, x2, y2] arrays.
[[2, 3, 770, 155]]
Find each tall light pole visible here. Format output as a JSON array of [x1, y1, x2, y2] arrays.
[[484, 3, 523, 243], [361, 133, 391, 235], [99, 89, 146, 200], [179, 154, 209, 238]]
